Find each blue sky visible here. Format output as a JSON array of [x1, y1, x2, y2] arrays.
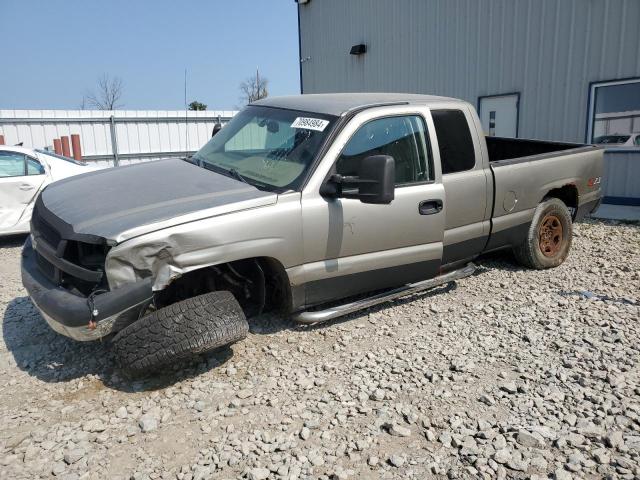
[[0, 0, 300, 110]]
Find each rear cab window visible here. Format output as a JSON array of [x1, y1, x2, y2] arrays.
[[431, 109, 476, 174]]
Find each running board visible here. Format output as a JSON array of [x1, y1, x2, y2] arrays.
[[292, 263, 476, 325]]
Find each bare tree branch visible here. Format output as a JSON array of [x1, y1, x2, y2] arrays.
[[239, 69, 268, 105], [85, 74, 124, 110]]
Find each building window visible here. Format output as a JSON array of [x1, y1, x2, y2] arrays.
[[588, 78, 640, 150]]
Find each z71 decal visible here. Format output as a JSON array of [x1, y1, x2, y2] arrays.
[[587, 176, 601, 187]]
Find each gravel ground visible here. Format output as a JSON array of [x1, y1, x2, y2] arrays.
[[0, 220, 639, 480]]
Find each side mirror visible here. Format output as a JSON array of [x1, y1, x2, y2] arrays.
[[325, 155, 395, 204], [211, 123, 222, 137]]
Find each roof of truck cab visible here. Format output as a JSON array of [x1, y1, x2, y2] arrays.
[[252, 93, 461, 116]]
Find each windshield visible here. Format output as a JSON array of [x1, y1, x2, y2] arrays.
[[192, 106, 337, 191]]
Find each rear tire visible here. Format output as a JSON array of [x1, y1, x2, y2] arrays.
[[513, 198, 573, 269], [112, 291, 248, 376]]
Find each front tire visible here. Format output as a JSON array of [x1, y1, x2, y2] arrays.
[[513, 198, 573, 269], [112, 291, 248, 376]]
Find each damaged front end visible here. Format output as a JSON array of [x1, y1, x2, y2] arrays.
[[103, 222, 276, 317], [21, 200, 153, 341], [21, 157, 291, 341]]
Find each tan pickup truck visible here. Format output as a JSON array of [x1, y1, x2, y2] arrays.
[[22, 93, 603, 374]]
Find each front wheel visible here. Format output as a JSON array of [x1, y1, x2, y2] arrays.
[[112, 291, 249, 376], [513, 198, 573, 269]]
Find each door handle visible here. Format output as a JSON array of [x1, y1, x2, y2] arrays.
[[419, 199, 443, 215], [20, 184, 35, 191]]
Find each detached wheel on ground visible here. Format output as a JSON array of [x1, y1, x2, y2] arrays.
[[112, 291, 248, 376], [514, 197, 573, 269]]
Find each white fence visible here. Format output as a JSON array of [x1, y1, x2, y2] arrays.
[[0, 109, 237, 166]]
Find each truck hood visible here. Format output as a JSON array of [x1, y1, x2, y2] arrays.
[[38, 159, 277, 243]]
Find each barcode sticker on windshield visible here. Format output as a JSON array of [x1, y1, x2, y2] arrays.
[[291, 117, 329, 132]]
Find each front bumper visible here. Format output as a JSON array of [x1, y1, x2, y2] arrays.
[[21, 238, 153, 341]]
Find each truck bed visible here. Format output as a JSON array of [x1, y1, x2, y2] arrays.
[[484, 135, 603, 253], [486, 136, 590, 164]]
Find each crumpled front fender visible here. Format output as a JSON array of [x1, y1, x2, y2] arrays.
[[104, 195, 303, 292], [106, 241, 181, 291]]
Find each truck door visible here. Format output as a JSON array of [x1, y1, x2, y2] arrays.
[[0, 151, 46, 232], [430, 107, 492, 266], [300, 107, 445, 306]]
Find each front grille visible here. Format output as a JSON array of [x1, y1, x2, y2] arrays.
[[32, 213, 61, 247], [36, 252, 56, 281], [31, 202, 109, 295]]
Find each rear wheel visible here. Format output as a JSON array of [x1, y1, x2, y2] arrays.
[[513, 198, 573, 269], [112, 291, 248, 376]]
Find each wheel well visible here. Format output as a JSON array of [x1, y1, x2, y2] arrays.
[[154, 257, 291, 317], [545, 184, 578, 218]]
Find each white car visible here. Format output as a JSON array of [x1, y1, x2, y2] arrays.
[[0, 146, 101, 236], [593, 133, 640, 148]]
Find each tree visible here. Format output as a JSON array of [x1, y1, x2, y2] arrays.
[[188, 101, 207, 111], [85, 74, 124, 110], [239, 68, 268, 105]]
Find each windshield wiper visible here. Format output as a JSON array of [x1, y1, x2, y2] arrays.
[[227, 167, 251, 186], [198, 160, 272, 191], [226, 168, 271, 191], [189, 154, 207, 165]]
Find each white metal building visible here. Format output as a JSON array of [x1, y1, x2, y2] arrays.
[[296, 0, 640, 204]]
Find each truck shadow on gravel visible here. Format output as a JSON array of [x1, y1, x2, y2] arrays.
[[2, 296, 235, 393]]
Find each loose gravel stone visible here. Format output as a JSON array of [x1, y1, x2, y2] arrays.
[[138, 414, 158, 433], [51, 461, 66, 476], [388, 454, 405, 467], [500, 382, 518, 394], [63, 448, 85, 465], [493, 448, 512, 465], [384, 422, 412, 437], [83, 418, 106, 432], [247, 467, 270, 480], [516, 429, 545, 448]]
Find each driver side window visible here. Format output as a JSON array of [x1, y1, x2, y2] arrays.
[[336, 115, 432, 185]]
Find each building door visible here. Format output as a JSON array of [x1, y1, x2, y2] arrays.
[[479, 94, 519, 137]]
